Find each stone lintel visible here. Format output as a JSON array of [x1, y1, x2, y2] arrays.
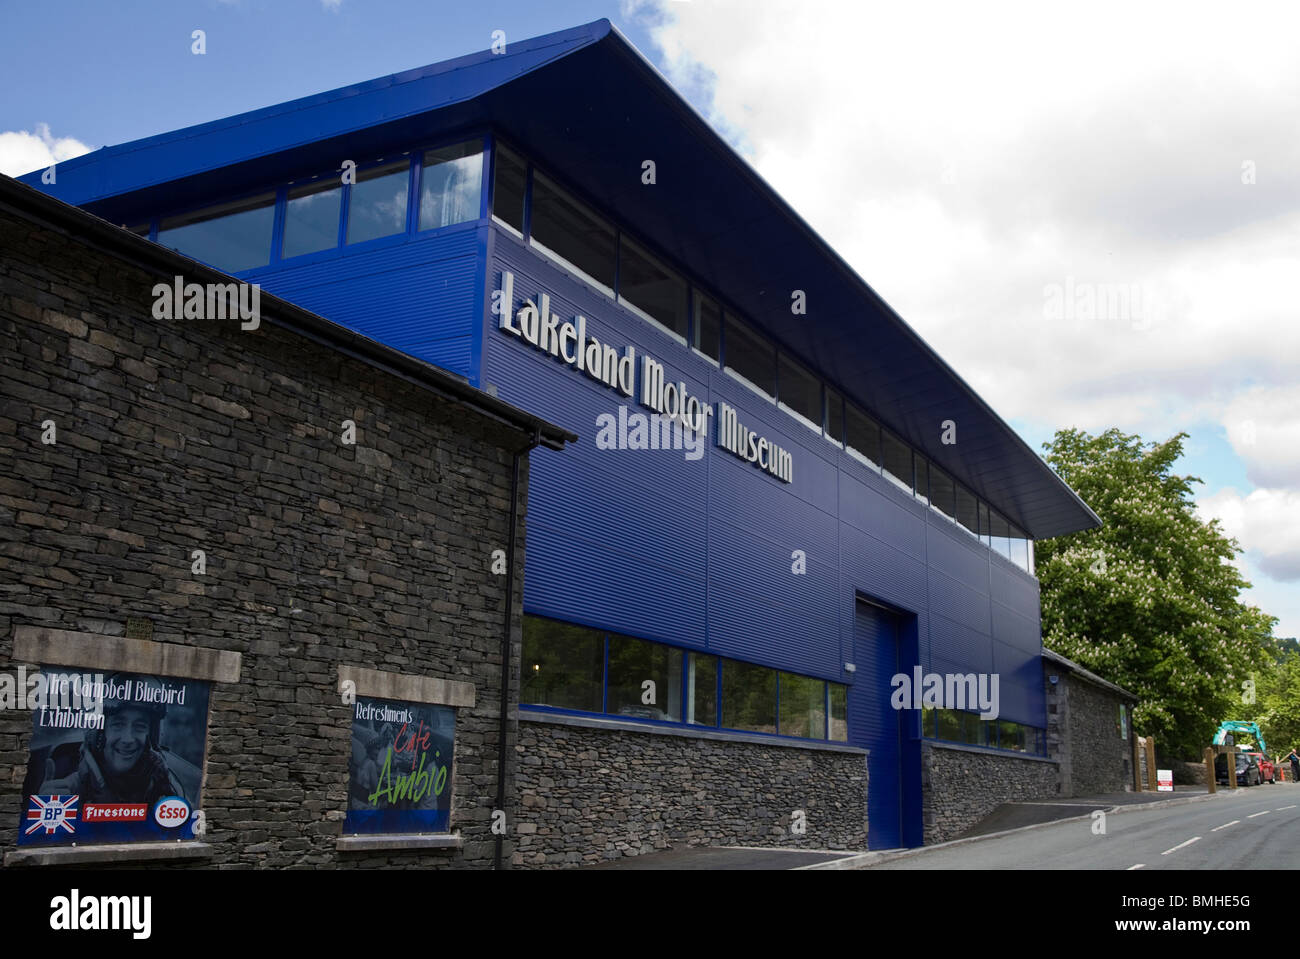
[[337, 665, 475, 708], [12, 626, 241, 683]]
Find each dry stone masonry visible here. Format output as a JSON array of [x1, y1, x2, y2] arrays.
[[0, 200, 536, 869]]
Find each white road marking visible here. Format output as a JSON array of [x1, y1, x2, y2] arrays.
[[1161, 837, 1201, 855], [1211, 820, 1240, 832], [1126, 863, 1146, 870], [1248, 811, 1270, 818], [1278, 805, 1297, 811]]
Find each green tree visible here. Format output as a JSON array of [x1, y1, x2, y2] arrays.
[[1036, 428, 1276, 758], [1255, 637, 1300, 758]]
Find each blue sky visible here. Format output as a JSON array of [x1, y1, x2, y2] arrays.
[[0, 1, 638, 150], [3, 0, 1297, 637]]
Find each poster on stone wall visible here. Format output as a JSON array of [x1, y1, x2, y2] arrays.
[[17, 667, 210, 846], [346, 697, 455, 834]]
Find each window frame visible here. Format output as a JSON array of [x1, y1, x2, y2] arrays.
[[616, 230, 690, 346], [414, 137, 488, 235], [155, 189, 279, 275], [526, 168, 617, 298], [519, 615, 846, 745], [344, 155, 417, 248]]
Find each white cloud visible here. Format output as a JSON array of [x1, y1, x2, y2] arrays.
[[1221, 386, 1300, 489], [1198, 487, 1300, 584], [0, 124, 91, 178], [633, 0, 1300, 632], [636, 0, 1300, 429]]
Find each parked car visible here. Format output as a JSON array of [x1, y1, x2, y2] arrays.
[[1215, 752, 1260, 786], [1243, 751, 1275, 783]]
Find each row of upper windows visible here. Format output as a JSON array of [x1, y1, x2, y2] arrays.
[[493, 142, 1035, 573], [126, 139, 485, 272], [122, 134, 1035, 574]]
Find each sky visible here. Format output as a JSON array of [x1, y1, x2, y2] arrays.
[[2, 0, 1297, 636]]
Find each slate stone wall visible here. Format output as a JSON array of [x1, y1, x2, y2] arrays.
[[1062, 674, 1131, 796], [0, 207, 530, 869], [921, 743, 1059, 844], [514, 716, 869, 866]]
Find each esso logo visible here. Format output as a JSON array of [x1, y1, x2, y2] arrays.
[[154, 797, 191, 828]]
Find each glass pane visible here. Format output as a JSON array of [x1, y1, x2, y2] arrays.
[[606, 634, 682, 722], [778, 673, 826, 739], [978, 500, 991, 546], [520, 616, 604, 712], [723, 314, 776, 396], [846, 403, 880, 466], [721, 659, 776, 734], [881, 430, 913, 492], [962, 713, 986, 747], [419, 141, 483, 231], [937, 708, 961, 741], [492, 144, 526, 232], [914, 457, 929, 506], [347, 161, 409, 244], [929, 466, 956, 520], [778, 354, 822, 425], [283, 180, 342, 259], [826, 388, 844, 442], [999, 720, 1024, 752], [956, 485, 980, 537], [158, 194, 275, 273], [830, 684, 848, 741], [1008, 524, 1030, 571], [530, 171, 615, 289], [990, 510, 1012, 559], [619, 234, 687, 338], [694, 293, 721, 361], [687, 653, 717, 726]]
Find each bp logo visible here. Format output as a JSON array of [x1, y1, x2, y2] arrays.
[[153, 796, 191, 829], [26, 795, 79, 836]]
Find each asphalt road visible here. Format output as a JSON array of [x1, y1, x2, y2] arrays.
[[871, 782, 1300, 870]]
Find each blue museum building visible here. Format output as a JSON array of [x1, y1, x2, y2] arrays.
[[21, 20, 1101, 856]]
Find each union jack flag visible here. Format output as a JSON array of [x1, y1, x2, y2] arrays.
[[25, 795, 79, 836]]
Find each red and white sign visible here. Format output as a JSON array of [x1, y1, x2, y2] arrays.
[[1157, 769, 1173, 792], [153, 797, 191, 828], [83, 803, 148, 823]]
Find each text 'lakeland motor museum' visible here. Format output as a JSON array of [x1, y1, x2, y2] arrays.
[[21, 19, 1102, 858]]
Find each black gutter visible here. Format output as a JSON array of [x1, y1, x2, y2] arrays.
[[494, 427, 541, 870]]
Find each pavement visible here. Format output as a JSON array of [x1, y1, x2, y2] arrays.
[[955, 784, 1215, 838], [581, 782, 1256, 870], [582, 846, 854, 870]]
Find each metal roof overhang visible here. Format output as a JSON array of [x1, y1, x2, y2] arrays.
[[22, 19, 1099, 539]]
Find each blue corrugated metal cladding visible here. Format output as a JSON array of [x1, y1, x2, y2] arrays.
[[483, 226, 1047, 737]]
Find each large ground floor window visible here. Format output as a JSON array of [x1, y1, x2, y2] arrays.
[[522, 614, 848, 743], [921, 707, 1046, 756]]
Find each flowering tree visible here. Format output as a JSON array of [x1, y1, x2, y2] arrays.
[[1256, 637, 1300, 759], [1036, 428, 1276, 759]]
